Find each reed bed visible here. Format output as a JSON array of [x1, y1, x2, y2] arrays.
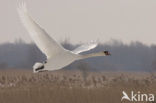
[[0, 69, 155, 103]]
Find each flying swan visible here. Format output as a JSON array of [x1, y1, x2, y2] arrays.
[[17, 2, 111, 73]]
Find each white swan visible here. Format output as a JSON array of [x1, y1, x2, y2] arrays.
[[17, 2, 111, 73]]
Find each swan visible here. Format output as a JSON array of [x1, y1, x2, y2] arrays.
[[17, 2, 111, 73]]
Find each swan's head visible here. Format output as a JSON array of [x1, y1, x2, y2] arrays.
[[103, 51, 111, 56], [33, 62, 44, 73]]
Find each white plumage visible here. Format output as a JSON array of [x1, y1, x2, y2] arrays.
[[72, 42, 97, 54], [17, 2, 110, 73]]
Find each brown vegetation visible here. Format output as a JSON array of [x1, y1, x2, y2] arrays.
[[0, 69, 155, 103]]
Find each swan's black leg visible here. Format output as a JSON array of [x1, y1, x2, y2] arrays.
[[35, 65, 44, 71]]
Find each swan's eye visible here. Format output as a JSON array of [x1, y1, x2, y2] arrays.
[[104, 51, 108, 53], [44, 61, 47, 64], [104, 51, 110, 55]]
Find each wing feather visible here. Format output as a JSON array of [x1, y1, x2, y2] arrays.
[[17, 2, 65, 59], [72, 42, 97, 54]]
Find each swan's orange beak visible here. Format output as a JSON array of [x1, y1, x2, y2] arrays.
[[104, 51, 111, 56]]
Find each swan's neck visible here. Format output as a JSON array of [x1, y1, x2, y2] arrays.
[[81, 51, 107, 59]]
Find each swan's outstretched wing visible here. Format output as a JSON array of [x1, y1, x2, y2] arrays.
[[17, 2, 65, 59], [72, 42, 97, 54]]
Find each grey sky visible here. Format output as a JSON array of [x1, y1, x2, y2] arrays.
[[1, 0, 156, 45]]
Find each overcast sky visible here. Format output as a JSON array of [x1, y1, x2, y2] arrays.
[[1, 0, 156, 45]]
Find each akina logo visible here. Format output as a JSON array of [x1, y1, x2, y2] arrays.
[[121, 91, 155, 102]]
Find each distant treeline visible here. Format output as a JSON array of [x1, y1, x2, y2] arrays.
[[0, 39, 156, 71]]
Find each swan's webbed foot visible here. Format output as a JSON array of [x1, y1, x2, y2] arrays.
[[33, 60, 48, 73], [35, 65, 44, 71]]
